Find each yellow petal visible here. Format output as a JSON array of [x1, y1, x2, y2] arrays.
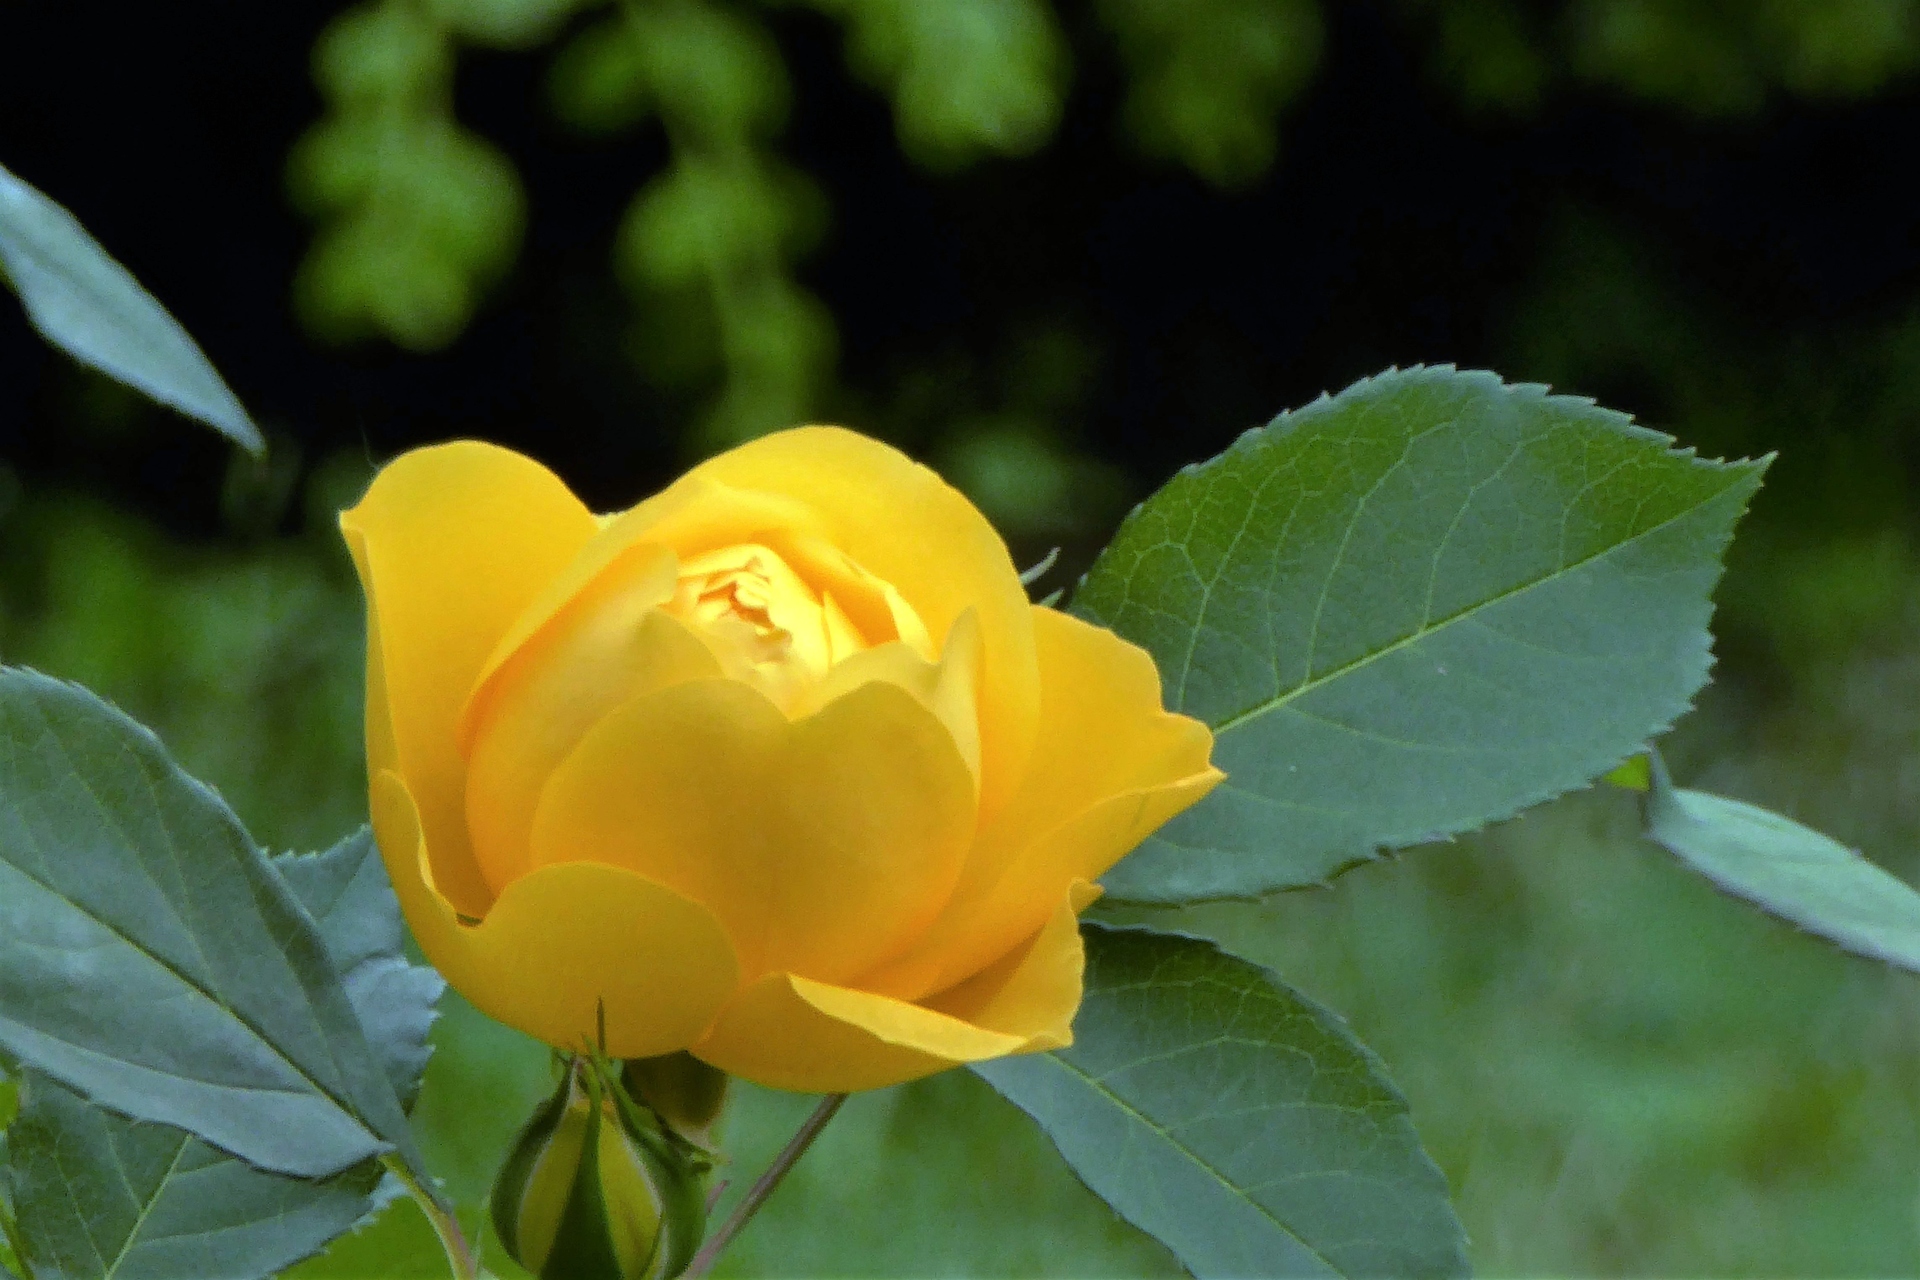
[[860, 607, 1223, 999], [342, 443, 599, 918], [924, 881, 1100, 1049], [763, 531, 934, 659], [463, 476, 822, 736], [692, 973, 1028, 1093], [790, 609, 983, 791], [532, 678, 975, 985], [372, 772, 739, 1059], [684, 427, 1040, 823], [465, 597, 723, 895]]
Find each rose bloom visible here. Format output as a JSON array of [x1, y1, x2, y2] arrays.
[[343, 428, 1221, 1091]]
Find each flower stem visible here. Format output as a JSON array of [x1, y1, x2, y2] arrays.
[[681, 1093, 847, 1279], [382, 1154, 486, 1280]]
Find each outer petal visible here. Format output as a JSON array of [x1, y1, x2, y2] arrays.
[[342, 443, 598, 917], [372, 772, 739, 1059], [683, 427, 1040, 823], [464, 568, 723, 893], [532, 679, 975, 985], [691, 974, 1027, 1093], [924, 881, 1101, 1049], [790, 610, 983, 792], [860, 607, 1223, 1000]]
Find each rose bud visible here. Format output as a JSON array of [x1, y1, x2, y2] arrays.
[[491, 1055, 708, 1280]]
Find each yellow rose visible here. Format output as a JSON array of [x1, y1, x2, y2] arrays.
[[342, 427, 1222, 1092]]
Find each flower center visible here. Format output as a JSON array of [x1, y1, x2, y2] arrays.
[[664, 543, 872, 709]]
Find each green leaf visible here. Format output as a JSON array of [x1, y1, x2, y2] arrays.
[[0, 668, 420, 1180], [5, 1078, 385, 1280], [3, 830, 443, 1280], [275, 829, 446, 1111], [1074, 365, 1767, 901], [1644, 753, 1920, 973], [973, 924, 1467, 1279], [0, 163, 262, 454]]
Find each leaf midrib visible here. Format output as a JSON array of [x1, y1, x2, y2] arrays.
[[1209, 472, 1748, 736], [0, 685, 385, 1167], [0, 853, 377, 1134], [103, 1130, 191, 1279]]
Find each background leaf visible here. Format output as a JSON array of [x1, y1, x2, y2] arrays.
[[0, 668, 419, 1180], [0, 162, 261, 454], [1074, 365, 1767, 902], [1644, 752, 1920, 973], [2, 829, 441, 1280], [973, 923, 1467, 1279]]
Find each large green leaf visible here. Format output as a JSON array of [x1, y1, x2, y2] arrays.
[[0, 668, 419, 1180], [973, 924, 1466, 1279], [0, 163, 261, 454], [1075, 366, 1767, 901], [1644, 754, 1920, 973], [3, 830, 443, 1280]]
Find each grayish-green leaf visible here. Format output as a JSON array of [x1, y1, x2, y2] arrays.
[[0, 163, 261, 454], [6, 1077, 382, 1280], [0, 668, 419, 1180], [974, 924, 1467, 1279], [1645, 753, 1920, 973], [275, 829, 445, 1111], [1075, 365, 1767, 902], [3, 830, 441, 1280]]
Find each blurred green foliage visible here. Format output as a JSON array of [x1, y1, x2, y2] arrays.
[[289, 1, 529, 351], [282, 0, 1920, 532], [1097, 0, 1321, 188], [811, 0, 1068, 169], [1412, 0, 1920, 114]]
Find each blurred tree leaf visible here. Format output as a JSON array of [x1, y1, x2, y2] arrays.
[[974, 924, 1467, 1279], [578, 0, 833, 448], [0, 668, 425, 1183], [1074, 366, 1767, 902], [548, 11, 654, 133], [1097, 0, 1321, 187], [289, 1, 524, 350], [1644, 751, 1920, 973], [4, 829, 442, 1280], [627, 0, 790, 144], [0, 162, 262, 455], [806, 0, 1068, 168], [1409, 0, 1551, 113], [431, 0, 582, 49], [1415, 0, 1920, 117]]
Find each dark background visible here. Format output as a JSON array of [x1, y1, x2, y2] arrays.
[[10, 2, 1916, 528]]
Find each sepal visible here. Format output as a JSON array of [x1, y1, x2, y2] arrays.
[[491, 1053, 710, 1279]]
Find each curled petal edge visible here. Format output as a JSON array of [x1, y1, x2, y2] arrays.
[[692, 882, 1098, 1093]]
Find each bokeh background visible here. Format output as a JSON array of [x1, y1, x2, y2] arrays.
[[7, 1, 1920, 1275]]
